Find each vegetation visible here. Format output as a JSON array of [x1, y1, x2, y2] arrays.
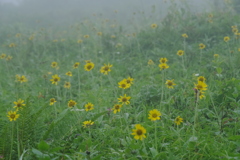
[[0, 0, 240, 159]]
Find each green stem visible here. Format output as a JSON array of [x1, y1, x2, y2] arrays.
[[193, 90, 199, 136]]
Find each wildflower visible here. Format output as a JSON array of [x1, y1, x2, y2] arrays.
[[159, 58, 168, 63], [125, 77, 134, 85], [195, 81, 207, 91], [115, 43, 122, 48], [232, 28, 238, 33], [68, 100, 77, 108], [131, 124, 147, 140], [51, 62, 58, 68], [65, 71, 72, 76], [118, 94, 131, 105], [224, 36, 230, 42], [64, 82, 71, 89], [0, 53, 6, 59], [111, 35, 116, 38], [6, 55, 13, 61], [199, 43, 206, 49], [97, 32, 102, 36], [83, 120, 94, 128], [77, 39, 83, 43], [84, 35, 89, 38], [177, 50, 184, 56], [49, 98, 56, 105], [9, 43, 16, 48], [208, 19, 213, 23], [208, 14, 213, 18], [151, 23, 157, 29], [214, 54, 219, 58], [199, 91, 205, 99], [174, 116, 183, 125], [85, 102, 94, 111], [73, 62, 80, 69], [13, 99, 26, 109], [53, 39, 58, 42], [112, 104, 122, 114], [159, 63, 169, 70], [148, 59, 154, 65], [84, 62, 94, 71], [29, 35, 34, 40], [148, 109, 161, 121], [238, 48, 240, 52], [18, 75, 28, 83], [85, 60, 92, 63], [7, 111, 20, 121], [61, 39, 65, 42], [100, 63, 113, 75], [182, 33, 188, 38], [198, 76, 206, 82], [165, 79, 176, 89], [15, 33, 21, 38], [50, 74, 60, 85], [118, 80, 131, 89]]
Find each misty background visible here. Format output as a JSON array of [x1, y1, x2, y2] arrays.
[[0, 0, 226, 29]]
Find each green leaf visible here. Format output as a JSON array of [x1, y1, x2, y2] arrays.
[[216, 67, 222, 74], [38, 140, 50, 152]]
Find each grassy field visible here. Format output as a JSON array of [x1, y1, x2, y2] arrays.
[[1, 0, 240, 159]]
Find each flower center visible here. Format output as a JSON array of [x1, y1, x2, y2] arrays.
[[87, 65, 92, 69], [122, 98, 127, 102], [152, 113, 158, 118], [197, 84, 203, 89], [136, 129, 143, 135], [54, 78, 59, 82], [17, 103, 21, 107], [167, 82, 173, 86], [115, 105, 120, 109], [104, 67, 109, 71], [87, 106, 91, 109], [10, 114, 16, 119]]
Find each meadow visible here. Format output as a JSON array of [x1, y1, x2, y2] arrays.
[[1, 0, 240, 159]]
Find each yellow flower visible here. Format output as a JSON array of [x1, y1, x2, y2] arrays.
[[118, 80, 131, 89], [64, 82, 71, 89], [214, 54, 219, 58], [73, 62, 80, 69], [65, 71, 72, 76], [15, 33, 21, 38], [6, 55, 13, 61], [148, 109, 161, 121], [224, 36, 230, 42], [49, 98, 56, 105], [131, 124, 147, 140], [115, 43, 122, 48], [13, 99, 26, 109], [159, 58, 168, 63], [100, 63, 113, 75], [9, 43, 16, 48], [151, 23, 157, 29], [29, 35, 34, 40], [208, 14, 213, 18], [68, 100, 77, 108], [199, 91, 205, 99], [18, 75, 28, 83], [165, 79, 176, 89], [159, 63, 169, 70], [174, 116, 183, 125], [112, 104, 122, 114], [198, 76, 206, 82], [97, 32, 102, 36], [232, 28, 238, 33], [148, 59, 154, 65], [194, 81, 208, 91], [111, 35, 116, 38], [238, 48, 240, 52], [51, 62, 58, 68], [125, 77, 134, 85], [199, 43, 206, 49], [53, 39, 58, 42], [0, 53, 6, 59], [177, 50, 184, 56], [118, 94, 131, 105], [182, 33, 188, 38], [7, 111, 20, 121], [77, 39, 83, 43], [84, 35, 89, 38], [82, 120, 94, 128], [84, 62, 94, 71], [50, 74, 60, 85], [85, 102, 94, 111]]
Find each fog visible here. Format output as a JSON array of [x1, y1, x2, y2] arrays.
[[0, 0, 225, 30]]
